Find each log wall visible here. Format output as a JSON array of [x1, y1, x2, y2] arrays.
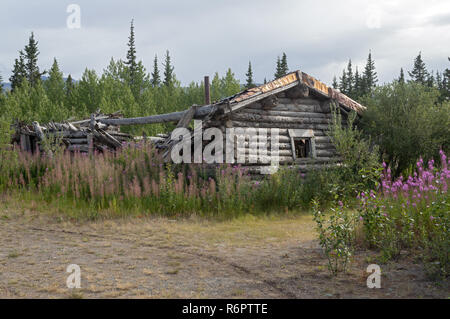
[[210, 92, 343, 170]]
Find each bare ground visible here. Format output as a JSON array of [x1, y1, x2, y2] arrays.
[[0, 202, 448, 299]]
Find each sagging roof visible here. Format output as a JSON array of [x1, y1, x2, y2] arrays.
[[99, 70, 366, 127], [218, 70, 366, 115]]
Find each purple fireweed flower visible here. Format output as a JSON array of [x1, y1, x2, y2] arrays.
[[338, 201, 343, 207]]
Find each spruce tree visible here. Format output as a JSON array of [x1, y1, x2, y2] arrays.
[[436, 71, 443, 90], [338, 69, 348, 95], [354, 66, 361, 99], [44, 58, 65, 107], [274, 56, 282, 79], [426, 71, 435, 88], [280, 52, 288, 75], [24, 32, 44, 87], [151, 54, 161, 87], [65, 74, 75, 99], [245, 61, 255, 89], [123, 20, 149, 99], [332, 76, 338, 89], [163, 50, 174, 87], [346, 59, 354, 97], [442, 57, 450, 101], [125, 20, 137, 84], [362, 51, 378, 95], [10, 51, 26, 91], [0, 72, 3, 94], [408, 52, 429, 85], [399, 68, 405, 84]]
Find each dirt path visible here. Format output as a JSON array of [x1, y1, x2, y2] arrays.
[[0, 206, 448, 298]]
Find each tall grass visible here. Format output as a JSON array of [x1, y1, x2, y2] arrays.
[[0, 142, 259, 218], [0, 141, 353, 219]]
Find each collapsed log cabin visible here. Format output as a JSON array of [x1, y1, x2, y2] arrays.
[[12, 111, 134, 154], [13, 70, 365, 175], [97, 70, 366, 174]]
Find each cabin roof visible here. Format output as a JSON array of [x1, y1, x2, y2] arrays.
[[210, 70, 366, 115]]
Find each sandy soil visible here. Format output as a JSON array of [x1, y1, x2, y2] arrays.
[[0, 204, 448, 299]]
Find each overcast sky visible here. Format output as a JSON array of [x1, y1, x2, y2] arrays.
[[1, 0, 449, 85]]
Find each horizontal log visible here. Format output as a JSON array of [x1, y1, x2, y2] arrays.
[[240, 141, 292, 150], [236, 148, 293, 157], [47, 131, 87, 138], [278, 97, 321, 105], [315, 143, 336, 150], [234, 155, 294, 165], [231, 120, 330, 131], [247, 103, 324, 113], [65, 138, 87, 144], [231, 113, 330, 125], [239, 108, 331, 119], [99, 105, 216, 125], [315, 136, 332, 143]]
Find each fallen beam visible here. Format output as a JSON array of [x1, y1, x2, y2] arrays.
[[98, 105, 216, 125]]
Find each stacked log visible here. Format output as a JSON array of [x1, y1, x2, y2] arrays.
[[13, 111, 134, 154]]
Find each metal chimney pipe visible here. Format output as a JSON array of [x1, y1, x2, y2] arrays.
[[204, 76, 210, 105]]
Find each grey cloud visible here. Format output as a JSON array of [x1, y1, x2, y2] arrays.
[[1, 0, 449, 86]]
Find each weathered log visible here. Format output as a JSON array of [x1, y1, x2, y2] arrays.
[[66, 122, 79, 132], [233, 155, 294, 165], [248, 103, 324, 113], [99, 129, 122, 147], [99, 105, 215, 125], [240, 141, 292, 150], [92, 130, 121, 149], [32, 122, 45, 141], [236, 148, 293, 157], [231, 113, 330, 125], [315, 142, 336, 150], [238, 108, 332, 119], [278, 97, 321, 106], [66, 138, 88, 144], [231, 120, 330, 131], [48, 131, 88, 138], [315, 136, 332, 143]]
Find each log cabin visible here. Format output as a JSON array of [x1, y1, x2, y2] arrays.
[[15, 70, 365, 176], [98, 70, 365, 174]]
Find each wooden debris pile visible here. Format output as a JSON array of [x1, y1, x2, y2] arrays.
[[12, 111, 134, 154]]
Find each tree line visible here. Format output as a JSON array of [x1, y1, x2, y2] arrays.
[[334, 51, 450, 102], [0, 21, 449, 137]]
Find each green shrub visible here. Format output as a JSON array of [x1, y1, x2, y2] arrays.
[[313, 200, 356, 275], [361, 82, 450, 176], [329, 105, 382, 195]]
